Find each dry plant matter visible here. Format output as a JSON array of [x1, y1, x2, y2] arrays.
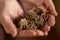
[[18, 6, 49, 30]]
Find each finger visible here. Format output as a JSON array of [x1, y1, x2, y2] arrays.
[[42, 25, 49, 36], [42, 23, 51, 32], [48, 14, 55, 26], [44, 0, 57, 16], [35, 30, 44, 36], [44, 31, 48, 36], [1, 15, 17, 37], [42, 23, 51, 36], [17, 29, 36, 37]]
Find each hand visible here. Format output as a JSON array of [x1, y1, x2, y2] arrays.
[[17, 0, 57, 37], [0, 0, 23, 37]]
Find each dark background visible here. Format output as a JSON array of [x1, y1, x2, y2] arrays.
[[0, 0, 60, 40]]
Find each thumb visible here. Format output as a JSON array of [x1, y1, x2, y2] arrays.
[[0, 15, 17, 37]]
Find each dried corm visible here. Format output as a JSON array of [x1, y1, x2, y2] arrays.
[[18, 6, 49, 30]]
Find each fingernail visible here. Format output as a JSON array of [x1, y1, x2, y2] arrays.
[[51, 10, 58, 16], [44, 31, 48, 36], [12, 31, 17, 37], [43, 24, 51, 31], [36, 30, 44, 36], [48, 14, 55, 26]]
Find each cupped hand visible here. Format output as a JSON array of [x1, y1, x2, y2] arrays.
[[17, 0, 57, 37]]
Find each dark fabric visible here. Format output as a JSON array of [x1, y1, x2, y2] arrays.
[[0, 23, 5, 40]]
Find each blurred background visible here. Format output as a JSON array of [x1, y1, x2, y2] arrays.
[[0, 0, 60, 40]]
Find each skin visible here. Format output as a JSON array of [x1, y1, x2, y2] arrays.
[[0, 0, 57, 37]]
